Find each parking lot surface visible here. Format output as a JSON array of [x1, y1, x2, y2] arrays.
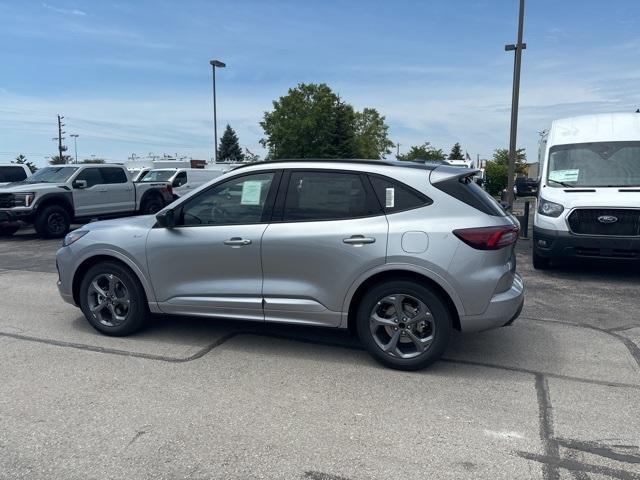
[[0, 228, 639, 479]]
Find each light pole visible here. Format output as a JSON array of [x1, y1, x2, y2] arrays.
[[209, 59, 226, 164], [70, 134, 79, 163], [505, 0, 526, 206]]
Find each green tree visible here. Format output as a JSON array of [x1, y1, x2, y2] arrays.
[[397, 142, 446, 163], [484, 161, 509, 196], [448, 142, 464, 160], [217, 125, 245, 162], [353, 108, 394, 159], [13, 154, 37, 173], [260, 83, 391, 160], [244, 148, 260, 163], [49, 155, 73, 165], [491, 148, 527, 175]]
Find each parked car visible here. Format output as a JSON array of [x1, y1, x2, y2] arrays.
[[0, 164, 174, 238], [56, 159, 523, 370], [515, 177, 539, 197], [533, 113, 640, 269], [137, 168, 225, 198], [0, 164, 31, 186]]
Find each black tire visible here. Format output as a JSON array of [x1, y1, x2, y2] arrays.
[[141, 196, 164, 215], [79, 261, 148, 336], [356, 280, 452, 371], [34, 205, 71, 238], [0, 224, 20, 236], [532, 249, 551, 270]]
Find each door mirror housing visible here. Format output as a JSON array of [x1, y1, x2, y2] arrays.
[[156, 208, 176, 228], [72, 179, 88, 189]]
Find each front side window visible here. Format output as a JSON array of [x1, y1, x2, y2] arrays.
[[547, 141, 640, 187], [180, 172, 274, 226], [282, 171, 379, 222], [75, 168, 105, 188]]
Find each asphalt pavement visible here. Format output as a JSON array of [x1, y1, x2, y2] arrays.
[[0, 227, 638, 480]]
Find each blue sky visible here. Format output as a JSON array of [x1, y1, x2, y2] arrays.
[[0, 0, 639, 166]]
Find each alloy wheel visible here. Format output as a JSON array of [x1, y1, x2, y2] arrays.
[[86, 273, 131, 327]]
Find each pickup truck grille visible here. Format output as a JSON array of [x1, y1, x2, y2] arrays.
[[568, 208, 640, 236], [0, 193, 13, 208]]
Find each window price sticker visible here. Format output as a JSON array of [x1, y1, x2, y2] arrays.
[[385, 187, 395, 208]]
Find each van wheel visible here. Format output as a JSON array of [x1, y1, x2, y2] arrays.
[[0, 224, 20, 236], [79, 261, 148, 336], [141, 197, 163, 214], [356, 280, 451, 371], [532, 250, 551, 270], [34, 205, 70, 238]]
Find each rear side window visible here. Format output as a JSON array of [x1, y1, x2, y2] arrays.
[[76, 168, 105, 188], [0, 166, 27, 182], [101, 168, 128, 184], [368, 175, 432, 213], [282, 171, 380, 222]]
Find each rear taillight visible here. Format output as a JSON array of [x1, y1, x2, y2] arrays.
[[453, 226, 519, 250]]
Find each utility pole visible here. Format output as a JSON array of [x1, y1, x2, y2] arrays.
[[70, 134, 79, 163], [57, 115, 66, 163], [209, 59, 226, 164], [505, 0, 526, 206], [396, 142, 401, 157]]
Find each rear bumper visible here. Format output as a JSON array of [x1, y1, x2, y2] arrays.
[[533, 226, 640, 260], [459, 273, 524, 332]]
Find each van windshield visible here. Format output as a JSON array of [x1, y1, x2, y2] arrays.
[[547, 141, 640, 187], [140, 170, 175, 182]]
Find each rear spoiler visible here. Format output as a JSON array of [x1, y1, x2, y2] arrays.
[[429, 165, 480, 185]]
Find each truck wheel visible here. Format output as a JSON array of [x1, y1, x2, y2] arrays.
[[34, 205, 71, 239], [79, 261, 148, 336], [532, 250, 551, 270], [356, 280, 452, 371], [141, 197, 163, 215], [0, 224, 20, 236]]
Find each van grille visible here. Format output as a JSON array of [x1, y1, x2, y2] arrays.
[[568, 209, 640, 236]]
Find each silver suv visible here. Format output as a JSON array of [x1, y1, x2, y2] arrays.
[[56, 160, 524, 370]]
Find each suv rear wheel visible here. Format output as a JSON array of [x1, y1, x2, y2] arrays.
[[356, 280, 451, 370], [141, 196, 164, 215], [34, 205, 71, 238], [79, 261, 148, 336]]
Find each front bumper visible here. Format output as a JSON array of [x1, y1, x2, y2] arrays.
[[56, 247, 77, 306], [0, 208, 33, 223], [533, 226, 640, 260], [459, 273, 524, 332]]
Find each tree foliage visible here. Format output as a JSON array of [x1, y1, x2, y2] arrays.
[[81, 158, 106, 164], [13, 154, 38, 173], [448, 142, 464, 160], [483, 148, 527, 196], [244, 148, 260, 163], [397, 142, 446, 163], [491, 148, 527, 175], [217, 125, 245, 162], [260, 83, 392, 160], [49, 155, 73, 165]]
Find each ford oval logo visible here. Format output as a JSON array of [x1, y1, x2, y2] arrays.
[[597, 215, 618, 224]]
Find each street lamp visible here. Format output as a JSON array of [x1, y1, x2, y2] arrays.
[[70, 134, 79, 164], [504, 0, 526, 206], [209, 59, 226, 163]]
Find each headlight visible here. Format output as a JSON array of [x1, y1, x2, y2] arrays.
[[538, 198, 564, 217], [63, 230, 89, 247], [12, 192, 35, 207]]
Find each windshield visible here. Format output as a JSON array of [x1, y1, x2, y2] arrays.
[[28, 167, 79, 183], [140, 170, 175, 182], [547, 141, 640, 187]]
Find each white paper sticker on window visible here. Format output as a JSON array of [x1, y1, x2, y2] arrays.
[[241, 181, 262, 205], [549, 169, 579, 182], [385, 187, 395, 208]]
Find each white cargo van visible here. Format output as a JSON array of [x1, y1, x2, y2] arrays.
[[138, 168, 225, 198], [533, 112, 640, 268]]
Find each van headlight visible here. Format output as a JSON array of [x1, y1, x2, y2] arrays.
[[538, 198, 564, 217], [63, 230, 89, 247], [12, 192, 35, 207]]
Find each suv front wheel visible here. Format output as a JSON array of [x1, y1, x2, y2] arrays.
[[357, 280, 451, 370]]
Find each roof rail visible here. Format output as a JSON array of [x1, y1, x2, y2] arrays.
[[231, 158, 438, 171]]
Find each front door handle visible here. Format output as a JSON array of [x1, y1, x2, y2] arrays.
[[343, 235, 376, 245], [224, 237, 252, 247]]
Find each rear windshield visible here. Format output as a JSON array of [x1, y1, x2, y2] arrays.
[[434, 174, 505, 216], [140, 170, 175, 182], [0, 166, 28, 182]]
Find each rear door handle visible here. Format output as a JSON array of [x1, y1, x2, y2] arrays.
[[224, 237, 252, 247], [343, 235, 376, 245]]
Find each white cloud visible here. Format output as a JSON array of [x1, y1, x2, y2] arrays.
[[42, 2, 86, 16]]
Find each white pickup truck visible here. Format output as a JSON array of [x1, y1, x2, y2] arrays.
[[0, 164, 174, 238]]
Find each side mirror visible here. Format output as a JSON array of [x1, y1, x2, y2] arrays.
[[155, 208, 176, 228], [72, 179, 88, 189]]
